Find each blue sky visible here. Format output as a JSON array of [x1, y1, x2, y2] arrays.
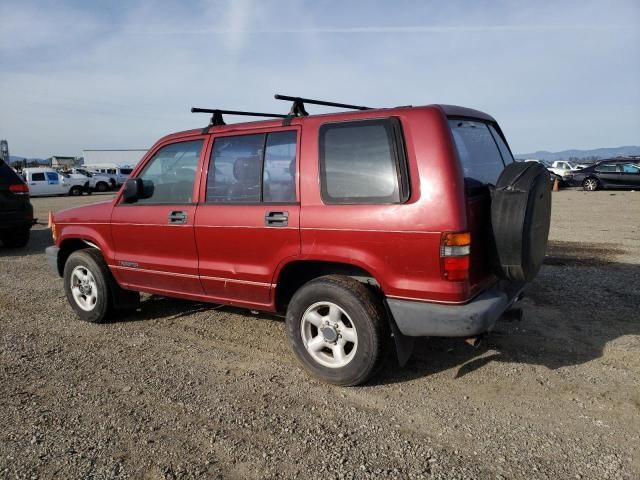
[[1, 0, 638, 157]]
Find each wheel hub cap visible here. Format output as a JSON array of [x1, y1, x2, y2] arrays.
[[300, 301, 358, 369], [320, 326, 338, 343]]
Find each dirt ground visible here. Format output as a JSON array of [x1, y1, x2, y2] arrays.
[[1, 189, 639, 479]]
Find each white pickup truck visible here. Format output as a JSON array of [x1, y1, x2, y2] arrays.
[[67, 168, 113, 192], [22, 168, 90, 197], [547, 161, 577, 178]]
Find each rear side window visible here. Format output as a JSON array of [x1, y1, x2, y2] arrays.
[[32, 172, 46, 181], [449, 120, 506, 185], [319, 118, 408, 204], [206, 131, 297, 204]]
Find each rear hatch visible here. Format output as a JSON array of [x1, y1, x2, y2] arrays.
[[448, 118, 515, 293], [0, 160, 32, 223]]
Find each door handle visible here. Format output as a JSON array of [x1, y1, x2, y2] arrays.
[[168, 210, 187, 224], [265, 211, 289, 227]]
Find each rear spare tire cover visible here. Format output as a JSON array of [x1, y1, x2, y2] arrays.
[[491, 162, 551, 282]]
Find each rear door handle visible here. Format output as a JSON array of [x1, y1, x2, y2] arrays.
[[265, 211, 288, 227], [168, 210, 187, 224]]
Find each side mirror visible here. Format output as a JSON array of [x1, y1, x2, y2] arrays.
[[122, 178, 154, 203], [122, 178, 140, 203]]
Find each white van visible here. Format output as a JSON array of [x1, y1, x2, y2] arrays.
[[23, 168, 89, 197]]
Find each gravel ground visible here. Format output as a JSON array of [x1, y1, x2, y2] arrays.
[[1, 189, 639, 479]]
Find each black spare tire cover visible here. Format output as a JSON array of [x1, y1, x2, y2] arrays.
[[491, 162, 551, 282]]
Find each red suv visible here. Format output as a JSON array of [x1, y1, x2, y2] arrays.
[[46, 95, 551, 385]]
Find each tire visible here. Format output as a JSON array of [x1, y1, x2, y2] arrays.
[[582, 177, 599, 191], [286, 275, 389, 386], [109, 179, 116, 189], [491, 162, 552, 283], [63, 249, 121, 323], [1, 228, 30, 248], [95, 182, 108, 193], [69, 186, 83, 196]]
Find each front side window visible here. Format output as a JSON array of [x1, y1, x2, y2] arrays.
[[595, 164, 617, 173], [319, 119, 407, 204], [133, 140, 203, 204], [449, 119, 506, 186], [206, 131, 297, 203]]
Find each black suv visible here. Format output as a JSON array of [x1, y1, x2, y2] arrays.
[[0, 160, 33, 247]]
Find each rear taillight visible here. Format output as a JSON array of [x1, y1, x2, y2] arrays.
[[9, 183, 29, 196], [440, 232, 470, 281]]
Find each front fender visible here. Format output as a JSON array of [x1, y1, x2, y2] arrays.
[[57, 224, 115, 265]]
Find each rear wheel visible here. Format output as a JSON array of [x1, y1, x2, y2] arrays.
[[286, 275, 388, 386], [583, 177, 599, 191], [95, 181, 108, 192], [1, 227, 30, 248]]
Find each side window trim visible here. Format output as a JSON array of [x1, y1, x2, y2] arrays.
[[204, 128, 299, 205], [318, 117, 410, 205]]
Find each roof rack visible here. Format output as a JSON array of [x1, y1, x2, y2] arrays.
[[274, 94, 372, 117], [191, 108, 288, 127]]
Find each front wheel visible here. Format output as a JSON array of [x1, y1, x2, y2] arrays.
[[582, 177, 599, 191], [95, 182, 108, 192], [69, 186, 83, 196], [285, 275, 388, 386], [63, 249, 115, 323]]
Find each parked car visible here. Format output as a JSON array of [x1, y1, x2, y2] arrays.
[[567, 159, 640, 191], [67, 168, 113, 192], [0, 159, 34, 247], [23, 167, 89, 197], [45, 97, 552, 386]]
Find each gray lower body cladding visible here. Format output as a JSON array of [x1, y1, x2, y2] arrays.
[[387, 282, 524, 337]]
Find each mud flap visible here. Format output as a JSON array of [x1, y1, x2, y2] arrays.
[[384, 300, 415, 366]]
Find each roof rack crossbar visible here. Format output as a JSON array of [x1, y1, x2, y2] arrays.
[[191, 107, 288, 127], [274, 94, 372, 117]]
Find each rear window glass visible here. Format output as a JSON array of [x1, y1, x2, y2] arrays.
[[0, 161, 24, 185], [488, 125, 514, 165], [449, 120, 506, 185]]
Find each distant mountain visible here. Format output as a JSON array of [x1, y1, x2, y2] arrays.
[[515, 146, 640, 162], [9, 155, 48, 166]]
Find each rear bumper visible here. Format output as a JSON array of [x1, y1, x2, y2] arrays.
[[387, 282, 525, 337]]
